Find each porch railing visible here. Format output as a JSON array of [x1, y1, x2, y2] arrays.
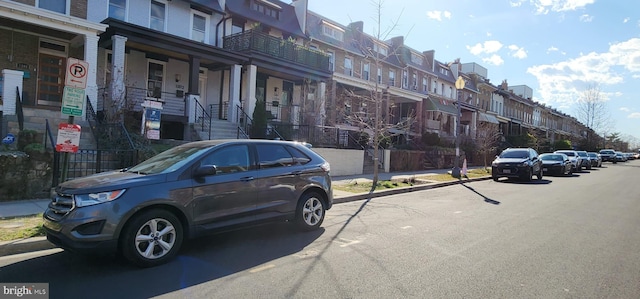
[[97, 86, 186, 117], [223, 30, 330, 72], [194, 100, 212, 139]]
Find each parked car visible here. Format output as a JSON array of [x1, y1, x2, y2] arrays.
[[575, 151, 592, 170], [615, 151, 627, 162], [491, 148, 543, 182], [599, 149, 617, 163], [587, 152, 603, 167], [43, 139, 333, 267], [554, 150, 584, 172], [539, 153, 573, 176]]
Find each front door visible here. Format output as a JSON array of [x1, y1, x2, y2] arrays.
[[37, 54, 66, 107], [191, 144, 258, 228]]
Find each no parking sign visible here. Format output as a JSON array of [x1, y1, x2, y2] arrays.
[[56, 123, 81, 153]]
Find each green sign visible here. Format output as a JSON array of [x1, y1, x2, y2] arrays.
[[61, 86, 85, 116]]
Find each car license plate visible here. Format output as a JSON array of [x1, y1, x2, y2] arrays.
[[543, 168, 548, 172], [503, 169, 510, 174]]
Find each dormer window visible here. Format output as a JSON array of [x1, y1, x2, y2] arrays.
[[322, 21, 344, 41], [373, 43, 388, 56], [410, 52, 423, 65], [251, 0, 281, 19]]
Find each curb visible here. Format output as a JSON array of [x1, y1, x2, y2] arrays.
[[0, 237, 56, 258], [0, 176, 491, 258], [333, 176, 491, 204]]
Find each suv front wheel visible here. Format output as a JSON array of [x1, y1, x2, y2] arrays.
[[120, 209, 184, 268]]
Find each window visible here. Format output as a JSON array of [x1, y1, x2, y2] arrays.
[[322, 21, 344, 41], [38, 0, 67, 14], [362, 63, 370, 80], [377, 68, 382, 84], [402, 70, 408, 88], [410, 52, 423, 65], [201, 145, 250, 174], [251, 0, 280, 19], [327, 51, 335, 72], [412, 73, 417, 90], [373, 43, 388, 56], [191, 11, 209, 43], [150, 1, 166, 31], [344, 57, 353, 76], [109, 0, 126, 20], [422, 77, 427, 92], [389, 70, 395, 86], [147, 61, 164, 98], [257, 144, 295, 168]]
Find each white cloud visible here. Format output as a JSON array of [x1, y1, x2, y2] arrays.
[[620, 107, 631, 112], [509, 45, 528, 59], [467, 40, 503, 55], [546, 46, 567, 55], [629, 112, 640, 119], [623, 17, 630, 23], [426, 11, 451, 21], [579, 14, 594, 22], [531, 0, 595, 14], [527, 38, 640, 106], [483, 54, 505, 66], [510, 0, 525, 7]]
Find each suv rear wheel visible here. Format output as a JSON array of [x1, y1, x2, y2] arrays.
[[295, 192, 325, 231], [120, 209, 183, 268], [536, 168, 543, 180]]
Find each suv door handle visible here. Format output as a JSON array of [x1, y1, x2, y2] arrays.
[[240, 176, 254, 182], [290, 171, 302, 176]]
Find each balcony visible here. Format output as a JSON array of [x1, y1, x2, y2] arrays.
[[223, 30, 330, 73]]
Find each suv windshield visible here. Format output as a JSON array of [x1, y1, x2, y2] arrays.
[[558, 151, 576, 157], [127, 143, 213, 175], [500, 150, 529, 159], [541, 154, 563, 161]]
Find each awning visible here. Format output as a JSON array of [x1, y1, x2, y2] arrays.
[[425, 98, 458, 115], [478, 112, 499, 124]]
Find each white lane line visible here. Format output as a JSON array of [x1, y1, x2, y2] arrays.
[[401, 226, 413, 229]]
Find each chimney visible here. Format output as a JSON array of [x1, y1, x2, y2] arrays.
[[348, 21, 363, 32], [423, 50, 435, 72], [291, 0, 308, 34]]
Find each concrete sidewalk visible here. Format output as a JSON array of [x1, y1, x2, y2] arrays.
[[0, 167, 490, 257]]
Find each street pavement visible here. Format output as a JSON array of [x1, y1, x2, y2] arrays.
[[0, 167, 490, 257]]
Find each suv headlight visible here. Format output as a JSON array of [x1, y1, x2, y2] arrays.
[[74, 189, 126, 207]]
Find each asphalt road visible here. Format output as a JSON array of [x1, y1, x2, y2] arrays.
[[1, 161, 639, 299]]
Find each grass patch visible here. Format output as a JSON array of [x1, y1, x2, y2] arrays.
[[334, 179, 417, 193], [419, 168, 492, 182], [333, 168, 493, 193], [0, 214, 46, 242]]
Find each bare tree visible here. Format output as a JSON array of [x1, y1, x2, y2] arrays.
[[575, 84, 613, 149], [334, 0, 414, 191], [474, 122, 501, 170]]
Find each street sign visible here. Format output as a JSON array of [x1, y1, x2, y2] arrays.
[[56, 123, 81, 153], [61, 86, 85, 117], [65, 58, 89, 89]]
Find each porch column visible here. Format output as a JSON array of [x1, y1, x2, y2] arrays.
[[243, 65, 257, 118], [471, 111, 477, 138], [228, 64, 242, 123], [111, 35, 127, 113], [1, 70, 24, 116], [415, 100, 423, 136], [84, 34, 100, 121], [317, 81, 326, 126], [187, 55, 201, 125]]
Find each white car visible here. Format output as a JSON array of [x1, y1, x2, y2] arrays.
[[554, 150, 584, 172]]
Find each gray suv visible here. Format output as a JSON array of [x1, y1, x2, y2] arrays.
[[43, 140, 333, 267]]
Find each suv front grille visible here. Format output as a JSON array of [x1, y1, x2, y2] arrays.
[[46, 192, 75, 220]]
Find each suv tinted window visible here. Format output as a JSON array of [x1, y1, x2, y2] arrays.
[[200, 144, 250, 174], [257, 144, 295, 168], [500, 150, 529, 158], [286, 145, 311, 165]]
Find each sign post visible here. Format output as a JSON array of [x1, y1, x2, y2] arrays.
[[59, 58, 89, 182]]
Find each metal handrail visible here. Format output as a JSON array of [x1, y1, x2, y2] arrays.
[[194, 99, 212, 139]]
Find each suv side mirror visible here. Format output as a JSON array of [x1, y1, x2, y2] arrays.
[[194, 165, 218, 177]]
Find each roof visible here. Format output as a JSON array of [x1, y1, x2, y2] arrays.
[[306, 11, 363, 55], [226, 0, 305, 37]]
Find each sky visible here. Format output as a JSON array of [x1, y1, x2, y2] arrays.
[[306, 0, 640, 147]]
